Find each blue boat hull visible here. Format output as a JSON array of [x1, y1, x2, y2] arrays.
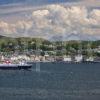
[[0, 64, 32, 70]]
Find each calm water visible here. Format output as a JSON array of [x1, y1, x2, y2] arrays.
[[0, 62, 100, 100]]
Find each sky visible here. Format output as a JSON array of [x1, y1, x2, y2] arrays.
[[0, 0, 100, 40], [0, 0, 79, 5]]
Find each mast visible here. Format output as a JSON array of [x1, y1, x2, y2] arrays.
[[87, 41, 93, 59], [35, 38, 40, 72]]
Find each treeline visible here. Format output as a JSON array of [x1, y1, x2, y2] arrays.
[[0, 37, 53, 52], [0, 37, 100, 56]]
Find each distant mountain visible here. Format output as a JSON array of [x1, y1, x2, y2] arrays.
[[0, 34, 99, 41], [49, 33, 98, 41], [0, 35, 6, 38]]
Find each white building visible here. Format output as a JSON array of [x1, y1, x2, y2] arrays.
[[86, 57, 94, 61], [75, 55, 83, 62], [63, 55, 72, 62]]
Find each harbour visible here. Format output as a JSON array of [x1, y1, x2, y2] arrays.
[[0, 62, 100, 100], [0, 0, 100, 99]]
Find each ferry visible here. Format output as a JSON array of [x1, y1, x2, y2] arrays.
[[0, 60, 32, 70]]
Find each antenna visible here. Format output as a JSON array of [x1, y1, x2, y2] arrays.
[[87, 41, 93, 58], [35, 38, 40, 72], [23, 18, 41, 72], [62, 34, 66, 57]]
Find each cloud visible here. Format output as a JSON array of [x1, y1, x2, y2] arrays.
[[90, 9, 100, 22], [0, 4, 100, 40], [0, 21, 15, 35], [0, 20, 33, 37], [78, 0, 100, 7]]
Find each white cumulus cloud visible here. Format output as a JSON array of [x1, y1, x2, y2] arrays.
[[0, 4, 100, 40]]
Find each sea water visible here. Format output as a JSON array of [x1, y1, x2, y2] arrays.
[[0, 62, 100, 100]]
